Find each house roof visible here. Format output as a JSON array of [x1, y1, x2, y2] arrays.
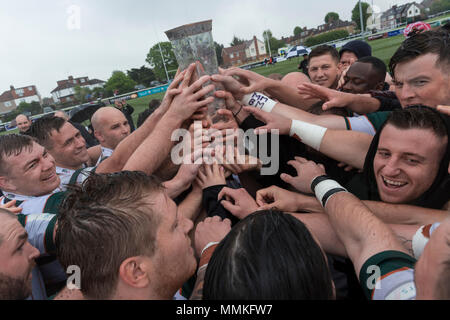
[[0, 85, 39, 102], [51, 77, 105, 93]]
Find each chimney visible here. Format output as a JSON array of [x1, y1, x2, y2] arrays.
[[68, 75, 74, 81], [254, 36, 260, 59], [10, 85, 14, 91]]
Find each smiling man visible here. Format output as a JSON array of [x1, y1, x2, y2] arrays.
[[90, 107, 131, 165], [307, 45, 341, 90]]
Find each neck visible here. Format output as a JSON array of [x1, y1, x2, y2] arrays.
[[55, 161, 83, 171]]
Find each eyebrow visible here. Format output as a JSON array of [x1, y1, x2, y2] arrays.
[[14, 232, 28, 250], [377, 148, 426, 160]]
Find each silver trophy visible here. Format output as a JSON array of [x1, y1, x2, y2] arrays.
[[165, 20, 226, 123]]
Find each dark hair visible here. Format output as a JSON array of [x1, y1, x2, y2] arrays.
[[29, 116, 67, 149], [389, 30, 450, 76], [203, 210, 334, 300], [56, 171, 164, 299], [0, 134, 37, 175], [148, 99, 161, 111], [357, 56, 387, 84], [363, 105, 450, 209], [137, 109, 152, 128], [308, 45, 340, 65]]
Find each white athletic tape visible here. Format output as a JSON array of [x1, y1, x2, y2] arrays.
[[241, 92, 277, 113], [412, 225, 431, 259], [289, 120, 327, 151], [314, 179, 347, 207]]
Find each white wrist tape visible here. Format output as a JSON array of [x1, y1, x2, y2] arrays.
[[290, 120, 327, 151], [241, 92, 277, 113], [314, 179, 347, 207], [412, 223, 441, 259], [201, 241, 219, 256]]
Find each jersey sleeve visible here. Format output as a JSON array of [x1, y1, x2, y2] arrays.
[[344, 111, 391, 135], [359, 250, 416, 300], [18, 213, 57, 255]]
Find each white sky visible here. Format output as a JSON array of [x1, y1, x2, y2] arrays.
[[0, 0, 413, 97]]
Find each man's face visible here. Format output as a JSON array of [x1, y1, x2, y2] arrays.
[[394, 53, 450, 108], [342, 62, 383, 94], [308, 54, 340, 89], [48, 122, 89, 169], [339, 51, 358, 70], [0, 142, 60, 196], [0, 215, 40, 300], [95, 112, 130, 150], [16, 116, 31, 133], [414, 221, 450, 299], [373, 124, 447, 204], [151, 192, 196, 296]]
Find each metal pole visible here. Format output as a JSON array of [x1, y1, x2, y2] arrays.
[[265, 31, 272, 56], [359, 0, 365, 34], [157, 41, 170, 82]]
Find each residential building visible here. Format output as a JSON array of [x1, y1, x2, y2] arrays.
[[0, 85, 42, 115], [380, 2, 425, 29], [222, 36, 269, 68], [51, 75, 105, 104], [314, 20, 356, 36]]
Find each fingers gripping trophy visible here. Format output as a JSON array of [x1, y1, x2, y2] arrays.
[[165, 20, 227, 124]]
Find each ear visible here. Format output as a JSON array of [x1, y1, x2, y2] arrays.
[[118, 256, 151, 289], [375, 81, 385, 91], [93, 130, 105, 144], [0, 175, 16, 193]]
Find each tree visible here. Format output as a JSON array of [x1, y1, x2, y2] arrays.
[[430, 0, 450, 14], [146, 42, 178, 81], [104, 71, 137, 97], [74, 85, 92, 104], [263, 30, 286, 56], [325, 12, 340, 24], [352, 1, 370, 32], [214, 41, 225, 66], [293, 26, 303, 36], [17, 101, 42, 116], [230, 36, 245, 46], [127, 66, 156, 87]]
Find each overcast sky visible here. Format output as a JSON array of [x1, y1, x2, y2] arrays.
[[0, 0, 413, 97]]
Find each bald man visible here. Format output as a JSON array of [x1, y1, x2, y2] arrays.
[[15, 114, 32, 134], [91, 107, 131, 165]]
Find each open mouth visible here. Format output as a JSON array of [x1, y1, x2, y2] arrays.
[[382, 176, 408, 189]]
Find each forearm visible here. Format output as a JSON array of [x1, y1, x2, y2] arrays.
[[325, 191, 408, 273], [97, 110, 164, 173], [178, 189, 203, 222], [346, 95, 381, 114], [265, 80, 317, 110], [163, 178, 190, 199], [294, 193, 324, 213], [362, 201, 450, 225], [319, 130, 372, 169], [289, 213, 347, 257], [123, 114, 182, 174], [273, 103, 347, 130]]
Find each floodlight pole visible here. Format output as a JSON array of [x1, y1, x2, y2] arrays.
[[158, 41, 170, 82], [359, 0, 365, 35], [265, 31, 272, 57]]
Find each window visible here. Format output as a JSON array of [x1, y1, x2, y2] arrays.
[[230, 53, 234, 59], [80, 79, 85, 83], [5, 101, 12, 107], [28, 86, 33, 91], [416, 9, 419, 14], [236, 52, 239, 57], [16, 89, 24, 97]]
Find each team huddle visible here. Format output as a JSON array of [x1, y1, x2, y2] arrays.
[[0, 25, 449, 300]]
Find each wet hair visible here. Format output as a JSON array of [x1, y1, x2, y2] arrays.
[[363, 105, 450, 209], [389, 30, 450, 76], [0, 134, 37, 175], [203, 210, 334, 300], [308, 45, 340, 65], [29, 116, 67, 149], [56, 171, 164, 299], [357, 56, 387, 85]]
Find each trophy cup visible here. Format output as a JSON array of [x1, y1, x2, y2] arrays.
[[165, 20, 226, 123]]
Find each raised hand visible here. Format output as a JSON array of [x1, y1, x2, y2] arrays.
[[217, 187, 259, 220], [280, 156, 326, 194]]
